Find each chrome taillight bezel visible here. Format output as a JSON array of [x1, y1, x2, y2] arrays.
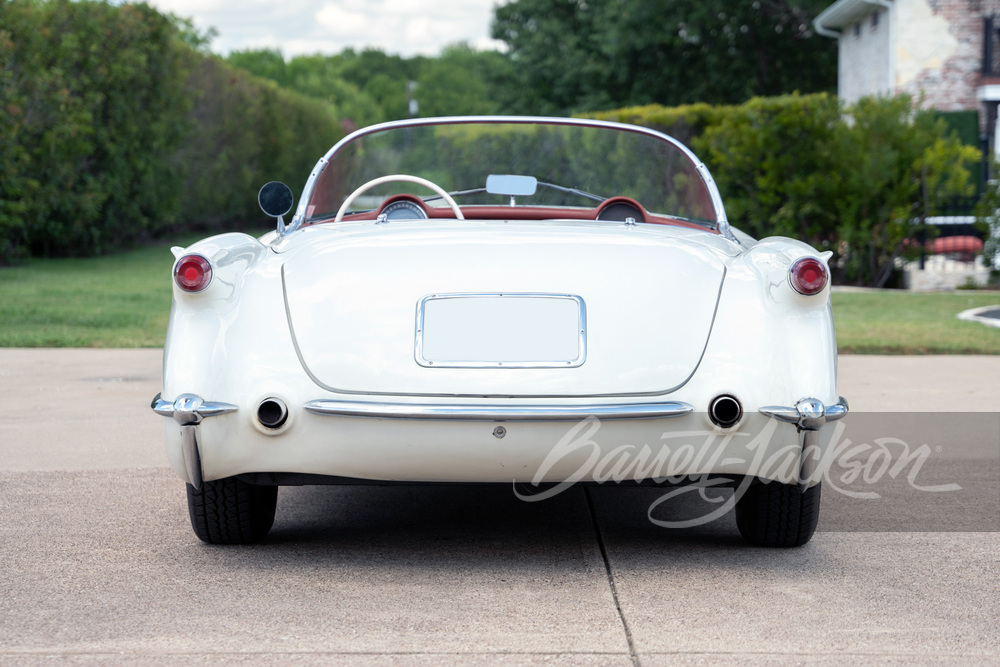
[[173, 254, 214, 293], [788, 257, 828, 296]]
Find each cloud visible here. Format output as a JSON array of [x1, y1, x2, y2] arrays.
[[138, 0, 503, 57], [314, 5, 373, 39]]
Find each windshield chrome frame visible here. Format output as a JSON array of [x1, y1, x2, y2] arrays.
[[286, 116, 732, 241]]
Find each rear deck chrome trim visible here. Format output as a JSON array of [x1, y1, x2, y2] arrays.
[[304, 399, 693, 421]]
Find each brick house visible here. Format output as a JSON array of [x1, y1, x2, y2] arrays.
[[814, 0, 998, 156]]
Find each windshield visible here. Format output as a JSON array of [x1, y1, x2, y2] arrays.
[[301, 118, 720, 225]]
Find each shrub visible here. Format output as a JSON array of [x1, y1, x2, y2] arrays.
[[588, 94, 979, 287], [0, 0, 190, 260], [0, 0, 343, 261], [584, 103, 724, 147], [695, 93, 842, 247], [174, 54, 342, 231]]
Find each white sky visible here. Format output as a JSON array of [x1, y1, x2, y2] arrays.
[[142, 0, 506, 57]]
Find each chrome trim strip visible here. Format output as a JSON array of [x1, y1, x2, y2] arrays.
[[304, 400, 693, 421], [414, 292, 587, 369], [286, 156, 328, 234], [694, 161, 733, 241], [287, 116, 731, 237]]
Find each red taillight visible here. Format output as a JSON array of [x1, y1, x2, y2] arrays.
[[789, 257, 828, 296], [174, 254, 213, 293]]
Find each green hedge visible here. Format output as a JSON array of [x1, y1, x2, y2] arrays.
[[0, 0, 342, 263], [0, 0, 188, 261], [174, 53, 342, 230], [583, 93, 980, 286], [586, 103, 727, 148]]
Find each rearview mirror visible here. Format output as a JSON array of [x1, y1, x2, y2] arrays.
[[486, 174, 537, 197]]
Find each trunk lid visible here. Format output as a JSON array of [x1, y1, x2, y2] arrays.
[[280, 221, 727, 397]]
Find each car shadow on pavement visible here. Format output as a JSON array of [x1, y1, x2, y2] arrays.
[[261, 483, 749, 555]]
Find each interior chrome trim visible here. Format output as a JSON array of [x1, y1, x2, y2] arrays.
[[304, 399, 693, 421]]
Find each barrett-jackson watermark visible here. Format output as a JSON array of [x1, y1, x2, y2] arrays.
[[512, 417, 962, 527]]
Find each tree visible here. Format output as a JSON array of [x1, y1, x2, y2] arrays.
[[331, 48, 416, 119], [490, 0, 836, 114], [285, 54, 384, 125], [227, 44, 512, 124], [491, 0, 611, 114], [976, 172, 1000, 276], [166, 14, 218, 54], [0, 0, 191, 258], [415, 44, 510, 117], [227, 48, 288, 86], [226, 50, 384, 126], [835, 96, 979, 286]]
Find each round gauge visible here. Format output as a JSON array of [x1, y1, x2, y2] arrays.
[[381, 199, 428, 220], [596, 200, 645, 223]]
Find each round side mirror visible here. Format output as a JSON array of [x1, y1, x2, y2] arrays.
[[258, 181, 294, 218]]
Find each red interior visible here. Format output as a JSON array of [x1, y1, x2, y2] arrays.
[[308, 195, 718, 234]]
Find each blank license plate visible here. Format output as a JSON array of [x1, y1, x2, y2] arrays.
[[416, 293, 586, 368]]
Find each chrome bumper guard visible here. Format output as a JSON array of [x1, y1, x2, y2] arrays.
[[760, 397, 850, 490], [304, 400, 694, 421], [151, 393, 238, 490]]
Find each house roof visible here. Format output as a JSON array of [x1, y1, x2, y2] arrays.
[[814, 0, 891, 36]]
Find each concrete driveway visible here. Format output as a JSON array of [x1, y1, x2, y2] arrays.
[[0, 349, 998, 664]]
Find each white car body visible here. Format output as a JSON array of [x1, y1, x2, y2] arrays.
[[154, 117, 847, 546]]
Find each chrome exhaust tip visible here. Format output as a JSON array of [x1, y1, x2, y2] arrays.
[[257, 398, 288, 429], [709, 394, 742, 428]]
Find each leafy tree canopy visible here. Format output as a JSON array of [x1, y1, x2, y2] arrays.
[[491, 0, 837, 114], [225, 44, 511, 123]]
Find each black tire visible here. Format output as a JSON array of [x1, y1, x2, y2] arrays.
[[735, 479, 821, 547], [186, 477, 278, 544]]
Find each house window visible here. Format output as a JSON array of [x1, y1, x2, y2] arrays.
[[871, 11, 880, 29], [854, 21, 862, 38]]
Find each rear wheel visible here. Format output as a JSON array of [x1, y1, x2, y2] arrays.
[[186, 477, 277, 544], [735, 480, 821, 547]]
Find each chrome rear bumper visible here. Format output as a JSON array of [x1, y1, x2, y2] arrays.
[[152, 393, 848, 489]]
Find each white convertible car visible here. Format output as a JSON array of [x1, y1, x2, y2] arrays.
[[153, 117, 847, 547]]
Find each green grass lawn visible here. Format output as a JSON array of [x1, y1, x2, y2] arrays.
[[2, 240, 999, 352], [0, 242, 185, 347], [831, 290, 1000, 354]]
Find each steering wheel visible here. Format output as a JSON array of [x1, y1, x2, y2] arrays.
[[334, 174, 465, 223]]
